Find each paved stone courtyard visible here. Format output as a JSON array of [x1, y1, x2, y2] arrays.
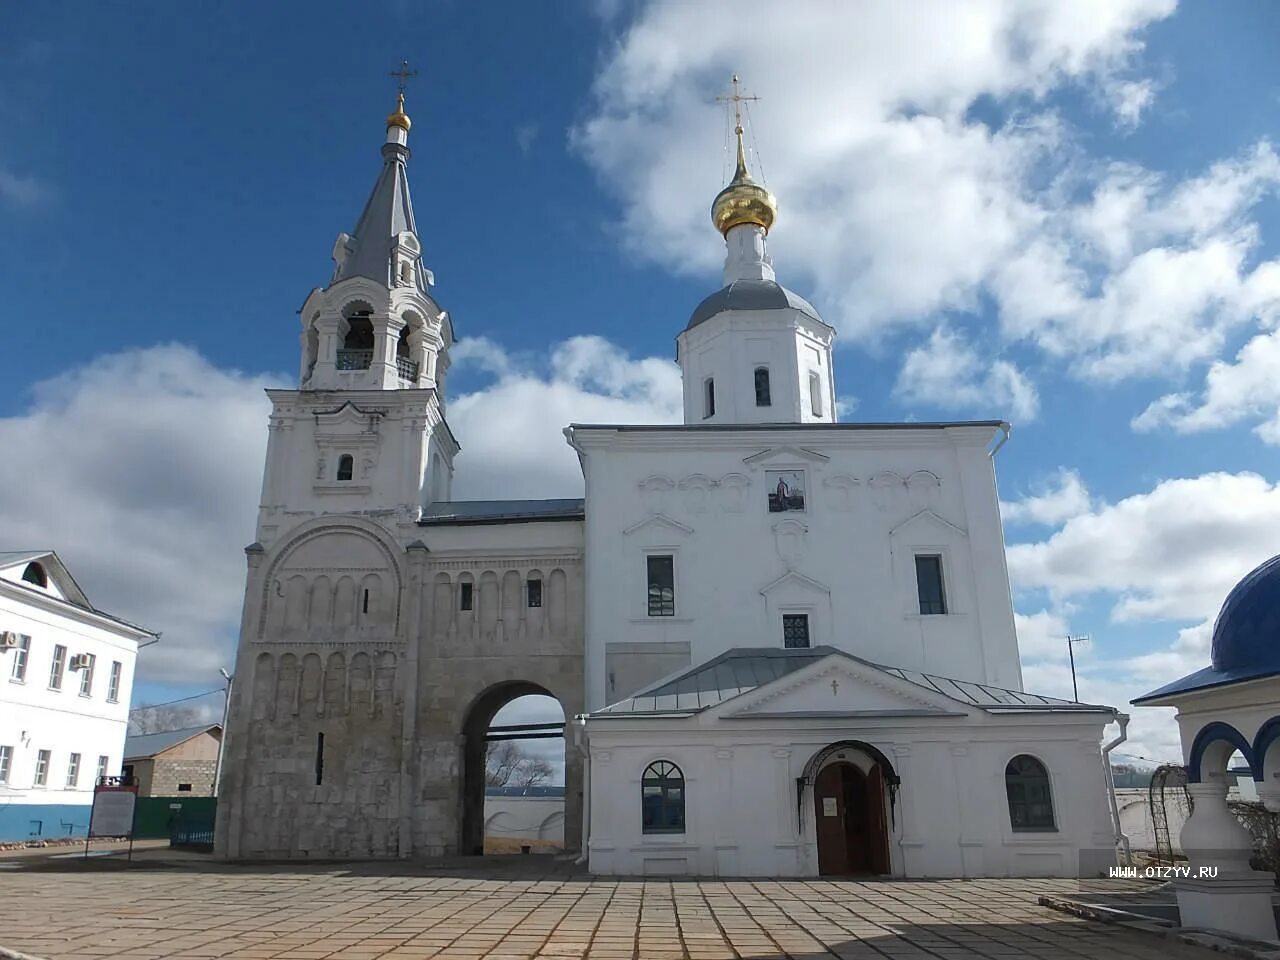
[[0, 861, 1224, 960]]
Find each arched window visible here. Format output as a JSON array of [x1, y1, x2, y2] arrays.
[[808, 371, 823, 417], [338, 310, 374, 370], [642, 760, 685, 834], [754, 366, 771, 406], [1005, 755, 1055, 831], [337, 455, 354, 482], [703, 378, 715, 419], [21, 562, 48, 588]]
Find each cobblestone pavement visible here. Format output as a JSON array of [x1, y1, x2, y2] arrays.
[[0, 862, 1222, 960]]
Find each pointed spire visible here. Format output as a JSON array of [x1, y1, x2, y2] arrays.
[[711, 74, 777, 237]]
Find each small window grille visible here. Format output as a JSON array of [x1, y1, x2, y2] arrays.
[[783, 614, 811, 648], [460, 582, 474, 611], [337, 455, 354, 482], [527, 579, 542, 608]]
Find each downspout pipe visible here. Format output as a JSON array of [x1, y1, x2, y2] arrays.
[[573, 715, 590, 866], [1102, 712, 1132, 865]]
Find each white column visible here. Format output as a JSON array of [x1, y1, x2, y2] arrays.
[[1175, 779, 1278, 940]]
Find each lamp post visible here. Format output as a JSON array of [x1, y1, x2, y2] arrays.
[[213, 667, 233, 797], [1066, 635, 1089, 703]]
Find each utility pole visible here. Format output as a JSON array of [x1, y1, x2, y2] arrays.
[[1066, 635, 1089, 703], [213, 667, 233, 797]]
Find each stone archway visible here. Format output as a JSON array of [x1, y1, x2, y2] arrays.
[[460, 681, 567, 855]]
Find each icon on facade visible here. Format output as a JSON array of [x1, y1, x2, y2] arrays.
[[767, 470, 806, 512]]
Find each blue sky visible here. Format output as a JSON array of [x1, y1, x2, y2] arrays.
[[4, 1, 1280, 763]]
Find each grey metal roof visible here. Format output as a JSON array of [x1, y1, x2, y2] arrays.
[[124, 724, 221, 761], [594, 646, 1110, 717], [419, 499, 585, 526], [569, 420, 1006, 433], [333, 141, 429, 293], [686, 279, 825, 331]]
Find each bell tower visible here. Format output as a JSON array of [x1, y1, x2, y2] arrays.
[[255, 76, 459, 545]]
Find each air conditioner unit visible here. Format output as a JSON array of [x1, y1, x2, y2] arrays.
[[69, 654, 92, 670], [0, 632, 16, 651]]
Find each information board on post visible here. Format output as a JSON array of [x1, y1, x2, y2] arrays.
[[86, 777, 138, 858]]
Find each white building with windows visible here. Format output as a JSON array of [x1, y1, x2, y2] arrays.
[[0, 551, 156, 842], [217, 89, 1123, 876]]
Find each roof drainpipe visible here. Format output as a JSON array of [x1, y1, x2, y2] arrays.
[[572, 715, 591, 867], [1102, 712, 1133, 866]]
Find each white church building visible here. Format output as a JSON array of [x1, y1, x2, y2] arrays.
[[215, 86, 1123, 877]]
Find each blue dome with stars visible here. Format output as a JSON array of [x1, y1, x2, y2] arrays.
[[1134, 553, 1280, 704]]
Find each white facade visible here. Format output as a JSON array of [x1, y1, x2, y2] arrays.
[[567, 422, 1023, 710], [0, 552, 154, 841], [581, 652, 1117, 878]]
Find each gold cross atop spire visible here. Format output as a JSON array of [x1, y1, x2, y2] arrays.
[[390, 60, 418, 95], [710, 73, 776, 236], [716, 74, 760, 182], [387, 60, 417, 132], [715, 74, 759, 136]]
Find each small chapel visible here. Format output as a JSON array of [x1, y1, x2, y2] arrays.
[[215, 81, 1123, 877]]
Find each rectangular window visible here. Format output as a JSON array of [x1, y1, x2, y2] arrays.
[[96, 755, 109, 783], [783, 614, 811, 649], [646, 555, 675, 617], [703, 378, 715, 419], [809, 372, 823, 417], [107, 661, 122, 703], [527, 579, 542, 608], [459, 582, 474, 611], [0, 746, 11, 784], [79, 655, 95, 697], [915, 555, 947, 615], [10, 634, 30, 682], [48, 644, 67, 690], [34, 749, 50, 787], [177, 783, 192, 792], [315, 732, 324, 786], [66, 753, 81, 789], [754, 366, 772, 406]]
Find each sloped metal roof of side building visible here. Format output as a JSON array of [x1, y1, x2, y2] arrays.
[[594, 646, 1112, 717], [418, 499, 585, 526]]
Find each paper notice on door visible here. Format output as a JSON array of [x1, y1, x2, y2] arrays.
[[822, 797, 838, 817]]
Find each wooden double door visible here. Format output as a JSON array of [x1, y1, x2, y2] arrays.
[[814, 761, 890, 876]]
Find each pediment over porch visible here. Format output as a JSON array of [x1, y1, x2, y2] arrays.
[[713, 653, 973, 720]]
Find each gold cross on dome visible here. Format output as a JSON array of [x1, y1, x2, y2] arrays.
[[390, 59, 418, 95], [715, 73, 760, 133]]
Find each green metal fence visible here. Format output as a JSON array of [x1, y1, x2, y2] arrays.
[[132, 796, 217, 840]]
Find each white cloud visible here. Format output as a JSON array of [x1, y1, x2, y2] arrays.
[[0, 345, 282, 684], [895, 326, 1038, 421], [1133, 327, 1280, 442], [1001, 468, 1092, 526], [576, 2, 1280, 390], [1008, 471, 1280, 623], [450, 335, 682, 498], [1013, 609, 1073, 660]]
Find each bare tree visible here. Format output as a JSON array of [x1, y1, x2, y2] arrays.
[[485, 740, 554, 787]]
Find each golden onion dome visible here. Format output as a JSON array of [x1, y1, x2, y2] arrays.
[[387, 92, 411, 132], [711, 125, 776, 236]]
